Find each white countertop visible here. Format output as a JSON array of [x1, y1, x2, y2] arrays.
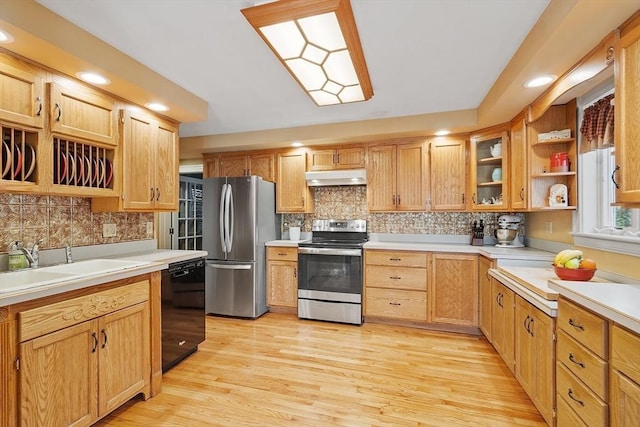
[[548, 280, 640, 334], [265, 239, 308, 247], [489, 268, 558, 317], [0, 249, 207, 307]]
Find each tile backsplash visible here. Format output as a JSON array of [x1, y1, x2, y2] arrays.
[[283, 186, 524, 237], [0, 194, 154, 253]]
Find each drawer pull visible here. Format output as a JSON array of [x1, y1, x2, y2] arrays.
[[389, 258, 401, 261], [389, 276, 402, 280], [567, 389, 584, 406], [278, 253, 287, 256], [568, 318, 585, 331], [568, 353, 585, 369], [389, 302, 401, 306]]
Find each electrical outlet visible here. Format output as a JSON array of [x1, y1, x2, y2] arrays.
[[545, 221, 553, 234], [146, 221, 154, 235], [103, 223, 117, 238]]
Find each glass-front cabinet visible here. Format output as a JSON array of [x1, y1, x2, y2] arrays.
[[470, 127, 509, 211]]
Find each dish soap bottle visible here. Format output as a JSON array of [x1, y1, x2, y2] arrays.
[[8, 241, 24, 271]]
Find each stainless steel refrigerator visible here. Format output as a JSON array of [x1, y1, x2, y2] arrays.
[[203, 176, 279, 318]]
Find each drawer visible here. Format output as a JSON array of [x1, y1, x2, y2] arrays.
[[558, 298, 608, 359], [365, 288, 426, 321], [611, 324, 640, 385], [365, 250, 427, 268], [19, 280, 149, 342], [556, 362, 608, 427], [556, 393, 588, 427], [557, 329, 608, 399], [267, 246, 298, 262], [365, 265, 427, 291]]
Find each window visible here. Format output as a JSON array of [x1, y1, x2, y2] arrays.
[[574, 80, 640, 256]]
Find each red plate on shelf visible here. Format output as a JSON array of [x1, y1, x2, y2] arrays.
[[54, 149, 67, 184], [74, 151, 84, 185], [104, 158, 113, 188], [1, 139, 10, 179], [22, 143, 36, 181], [82, 153, 92, 186], [12, 144, 23, 179], [66, 151, 76, 185]]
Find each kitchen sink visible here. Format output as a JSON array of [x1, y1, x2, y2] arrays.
[[0, 259, 151, 294]]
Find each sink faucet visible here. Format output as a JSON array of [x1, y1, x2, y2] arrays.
[[22, 239, 43, 268]]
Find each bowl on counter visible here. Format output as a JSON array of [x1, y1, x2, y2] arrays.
[[552, 264, 596, 281]]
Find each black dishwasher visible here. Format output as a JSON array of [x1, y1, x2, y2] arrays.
[[161, 257, 206, 371]]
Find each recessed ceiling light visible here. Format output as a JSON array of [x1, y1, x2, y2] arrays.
[[146, 103, 169, 112], [77, 72, 110, 85], [524, 75, 555, 88], [0, 29, 15, 43], [434, 130, 451, 136], [291, 142, 303, 147]]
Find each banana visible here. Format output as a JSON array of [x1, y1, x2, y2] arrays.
[[555, 250, 583, 267], [553, 249, 574, 265]]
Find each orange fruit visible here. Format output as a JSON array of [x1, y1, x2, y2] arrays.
[[579, 258, 597, 269]]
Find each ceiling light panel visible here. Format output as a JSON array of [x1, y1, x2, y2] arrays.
[[242, 0, 373, 106]]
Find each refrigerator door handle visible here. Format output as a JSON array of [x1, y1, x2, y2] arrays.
[[219, 183, 228, 253], [224, 183, 232, 252], [228, 184, 234, 252], [206, 262, 252, 270]]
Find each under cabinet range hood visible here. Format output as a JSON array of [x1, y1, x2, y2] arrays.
[[305, 169, 367, 186]]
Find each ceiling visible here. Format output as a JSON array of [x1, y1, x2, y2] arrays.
[[2, 1, 639, 158]]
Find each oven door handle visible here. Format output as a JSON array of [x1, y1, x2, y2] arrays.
[[298, 247, 362, 256]]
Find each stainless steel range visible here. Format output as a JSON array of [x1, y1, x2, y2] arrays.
[[297, 219, 367, 325]]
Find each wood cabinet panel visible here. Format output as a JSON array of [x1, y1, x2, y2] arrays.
[[365, 288, 426, 321], [266, 260, 298, 308], [366, 144, 396, 211], [430, 137, 467, 211], [491, 278, 515, 373], [307, 146, 365, 171], [276, 150, 313, 213], [365, 250, 427, 268], [557, 329, 608, 399], [611, 369, 640, 427], [396, 143, 425, 210], [365, 266, 427, 291], [249, 153, 275, 182], [557, 362, 608, 427], [509, 115, 528, 210], [267, 247, 298, 262], [611, 325, 640, 385], [0, 53, 44, 128], [428, 253, 478, 327], [478, 256, 493, 339], [556, 392, 588, 427], [220, 154, 248, 177], [49, 82, 117, 146], [203, 154, 220, 178], [335, 147, 366, 169], [154, 121, 179, 210], [558, 298, 608, 359]]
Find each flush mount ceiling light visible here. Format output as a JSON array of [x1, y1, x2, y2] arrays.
[[0, 29, 15, 43], [146, 102, 169, 112], [524, 75, 556, 88], [291, 141, 304, 147], [77, 72, 110, 85], [434, 129, 451, 136], [241, 0, 373, 106]]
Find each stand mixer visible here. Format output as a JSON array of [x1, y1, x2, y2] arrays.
[[495, 214, 524, 247]]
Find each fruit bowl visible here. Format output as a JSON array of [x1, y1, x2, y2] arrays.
[[553, 264, 596, 281]]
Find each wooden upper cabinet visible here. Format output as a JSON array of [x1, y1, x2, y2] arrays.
[[307, 146, 365, 171], [367, 141, 425, 212], [509, 114, 528, 210], [203, 154, 220, 178], [218, 152, 275, 182], [48, 82, 118, 146], [429, 136, 467, 211], [276, 150, 313, 213], [615, 16, 640, 204], [0, 53, 44, 128], [154, 120, 179, 210], [469, 127, 509, 211]]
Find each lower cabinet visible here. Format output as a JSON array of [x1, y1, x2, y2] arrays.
[[490, 278, 515, 373], [479, 256, 494, 339], [17, 280, 151, 427], [266, 247, 298, 310], [428, 253, 478, 327], [514, 295, 555, 426], [610, 324, 640, 426]]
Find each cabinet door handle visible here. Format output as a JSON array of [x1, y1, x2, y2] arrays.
[[156, 187, 160, 201], [611, 165, 620, 189], [397, 195, 400, 205], [336, 153, 340, 164], [519, 188, 525, 201], [101, 329, 108, 348], [36, 97, 42, 117], [91, 332, 98, 353], [392, 195, 396, 205], [389, 302, 401, 306], [567, 389, 584, 406], [472, 193, 477, 204], [523, 315, 530, 332], [568, 318, 585, 331], [150, 187, 155, 202], [461, 193, 465, 204], [294, 267, 297, 278], [498, 293, 503, 308], [54, 102, 62, 121], [528, 318, 534, 337], [568, 353, 585, 369]]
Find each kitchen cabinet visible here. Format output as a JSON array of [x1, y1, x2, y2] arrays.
[[18, 280, 150, 427], [364, 250, 428, 321], [428, 253, 478, 327], [514, 295, 556, 426], [490, 277, 515, 373], [526, 99, 578, 210], [219, 152, 275, 182], [48, 82, 118, 146], [0, 52, 44, 129], [614, 14, 640, 204], [469, 126, 509, 211], [478, 256, 493, 339], [509, 112, 528, 210], [556, 297, 609, 426], [610, 324, 640, 426], [93, 109, 179, 212], [276, 149, 314, 213], [203, 153, 220, 178], [0, 123, 43, 193], [429, 136, 467, 211], [366, 140, 426, 211], [266, 247, 298, 310], [307, 146, 365, 171]]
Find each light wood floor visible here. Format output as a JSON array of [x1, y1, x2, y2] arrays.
[[96, 313, 546, 426]]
